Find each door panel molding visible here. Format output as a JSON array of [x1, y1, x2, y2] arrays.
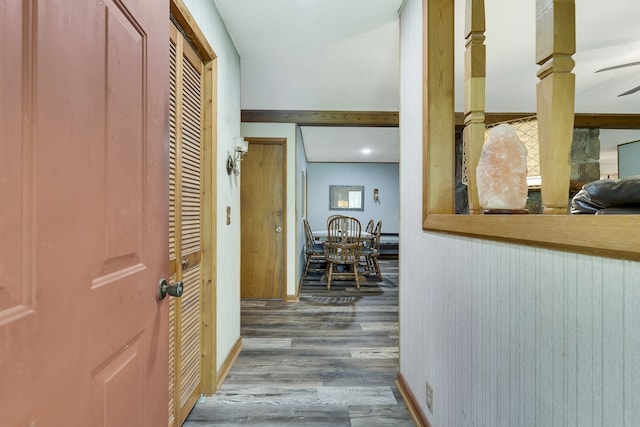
[[0, 0, 168, 424]]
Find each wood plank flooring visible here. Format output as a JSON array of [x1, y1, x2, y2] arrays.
[[184, 259, 415, 426]]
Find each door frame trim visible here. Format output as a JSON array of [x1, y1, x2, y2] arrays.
[[170, 0, 218, 397]]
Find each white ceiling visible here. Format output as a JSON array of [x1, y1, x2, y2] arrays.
[[213, 0, 640, 169], [301, 126, 399, 163]]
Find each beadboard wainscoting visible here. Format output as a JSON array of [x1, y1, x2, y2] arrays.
[[399, 0, 640, 424]]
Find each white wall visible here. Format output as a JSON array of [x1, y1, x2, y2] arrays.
[[399, 1, 640, 426], [600, 130, 640, 178], [240, 122, 298, 297], [617, 139, 640, 178], [306, 163, 400, 233], [295, 125, 308, 290], [183, 0, 242, 371]]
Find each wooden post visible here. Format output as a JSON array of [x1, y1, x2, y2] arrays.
[[463, 0, 486, 214], [422, 0, 455, 217], [535, 0, 576, 214]]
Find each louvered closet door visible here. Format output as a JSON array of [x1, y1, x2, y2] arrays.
[[169, 22, 204, 427]]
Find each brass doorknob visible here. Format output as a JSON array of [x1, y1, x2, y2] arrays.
[[157, 279, 184, 300]]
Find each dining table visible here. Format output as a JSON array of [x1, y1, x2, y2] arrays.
[[312, 230, 374, 242]]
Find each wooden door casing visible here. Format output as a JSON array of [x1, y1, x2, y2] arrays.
[[168, 21, 205, 427], [240, 139, 286, 299], [0, 0, 169, 425]]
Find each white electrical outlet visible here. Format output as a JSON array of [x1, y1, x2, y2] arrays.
[[426, 381, 434, 413]]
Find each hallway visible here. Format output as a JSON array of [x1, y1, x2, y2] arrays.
[[184, 259, 414, 426]]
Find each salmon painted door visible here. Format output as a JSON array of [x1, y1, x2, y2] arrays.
[[240, 140, 286, 299], [0, 0, 169, 425], [168, 22, 204, 427]]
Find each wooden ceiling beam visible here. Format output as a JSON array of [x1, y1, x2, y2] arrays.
[[241, 110, 399, 127], [571, 113, 640, 129], [455, 112, 640, 129], [242, 110, 638, 129]]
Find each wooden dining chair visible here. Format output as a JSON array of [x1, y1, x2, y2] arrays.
[[303, 219, 325, 276], [323, 216, 363, 289], [326, 214, 344, 230], [365, 219, 375, 234], [362, 219, 375, 250], [328, 215, 361, 243], [361, 219, 382, 280]]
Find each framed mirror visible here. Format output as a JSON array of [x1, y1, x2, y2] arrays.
[[329, 185, 364, 211]]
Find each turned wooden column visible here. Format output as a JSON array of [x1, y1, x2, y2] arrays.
[[463, 0, 486, 214], [536, 0, 576, 214]]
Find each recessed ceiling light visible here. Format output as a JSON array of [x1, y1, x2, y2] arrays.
[[362, 148, 371, 154]]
